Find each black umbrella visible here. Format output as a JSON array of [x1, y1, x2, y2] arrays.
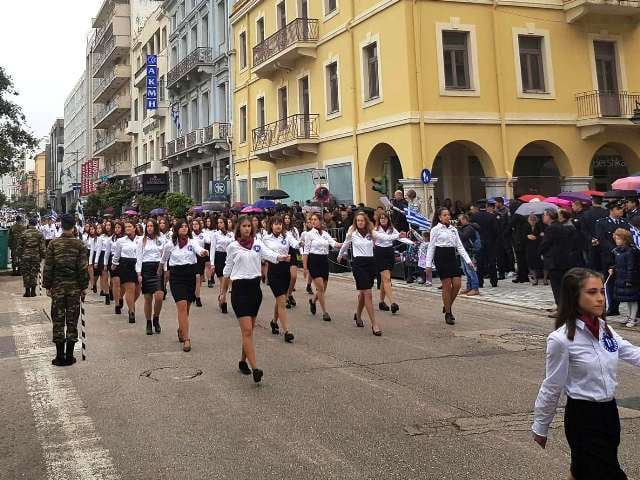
[[260, 189, 289, 200], [604, 190, 637, 199]]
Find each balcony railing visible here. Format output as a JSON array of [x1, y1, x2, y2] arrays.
[[134, 162, 151, 174], [252, 114, 319, 152], [253, 18, 319, 68], [167, 47, 213, 88], [576, 91, 640, 120], [94, 129, 127, 153], [165, 122, 232, 158]]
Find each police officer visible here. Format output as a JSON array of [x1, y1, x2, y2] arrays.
[[625, 196, 640, 224], [470, 199, 500, 288], [9, 215, 26, 276], [581, 195, 608, 271], [16, 218, 45, 297], [42, 213, 89, 367], [595, 199, 630, 316]]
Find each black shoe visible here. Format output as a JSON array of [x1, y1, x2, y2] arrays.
[[153, 316, 161, 334], [23, 289, 30, 297], [105, 295, 110, 306], [379, 302, 390, 311], [309, 299, 317, 315], [195, 297, 202, 307], [92, 285, 97, 293], [285, 299, 291, 309], [220, 302, 228, 314], [100, 291, 106, 297], [163, 291, 167, 300], [442, 306, 446, 314], [207, 280, 214, 288], [270, 320, 280, 335], [51, 342, 66, 366], [115, 304, 122, 315], [606, 309, 621, 317], [64, 340, 77, 365], [109, 291, 114, 300], [238, 360, 252, 375], [306, 284, 313, 295], [252, 368, 264, 383], [372, 327, 383, 337], [288, 296, 296, 307], [390, 303, 399, 314], [128, 312, 135, 324], [445, 313, 456, 325], [406, 277, 414, 284], [498, 274, 505, 280], [490, 282, 498, 288], [146, 321, 153, 335], [354, 313, 364, 328], [322, 312, 331, 322], [284, 331, 294, 343]]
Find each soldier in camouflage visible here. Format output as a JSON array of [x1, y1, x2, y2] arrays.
[[42, 214, 89, 367], [16, 218, 46, 297], [9, 215, 26, 276]]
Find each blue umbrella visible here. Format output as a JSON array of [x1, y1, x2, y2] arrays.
[[150, 208, 166, 216], [253, 199, 276, 210]]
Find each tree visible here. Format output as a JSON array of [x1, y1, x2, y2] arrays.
[[165, 192, 194, 218], [0, 66, 38, 175], [135, 193, 166, 214]]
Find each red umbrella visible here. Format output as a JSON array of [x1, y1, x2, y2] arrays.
[[518, 194, 546, 203], [580, 190, 604, 198]]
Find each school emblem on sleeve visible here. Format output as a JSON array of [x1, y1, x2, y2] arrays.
[[253, 245, 261, 252], [188, 245, 193, 252], [281, 238, 287, 245], [156, 240, 162, 246], [602, 333, 619, 353]]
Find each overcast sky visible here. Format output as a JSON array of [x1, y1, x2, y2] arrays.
[[0, 0, 102, 149]]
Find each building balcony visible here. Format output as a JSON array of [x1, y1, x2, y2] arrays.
[[125, 120, 140, 135], [94, 129, 130, 157], [94, 4, 130, 49], [576, 90, 640, 138], [165, 122, 231, 159], [134, 162, 152, 174], [94, 65, 131, 103], [93, 95, 131, 129], [252, 18, 319, 79], [166, 47, 213, 92], [252, 114, 319, 159], [92, 0, 129, 28], [563, 0, 640, 22], [92, 35, 130, 78]]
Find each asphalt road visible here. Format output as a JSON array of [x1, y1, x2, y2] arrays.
[[2, 272, 640, 480]]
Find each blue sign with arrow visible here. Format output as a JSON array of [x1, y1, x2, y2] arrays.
[[421, 168, 432, 185]]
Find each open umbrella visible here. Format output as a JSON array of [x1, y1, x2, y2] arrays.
[[260, 189, 289, 200], [515, 201, 559, 216], [580, 190, 604, 198], [190, 205, 204, 212], [612, 177, 640, 191], [125, 210, 138, 216], [557, 192, 591, 203], [544, 196, 572, 208], [150, 208, 166, 216], [231, 202, 246, 211], [241, 206, 264, 214], [253, 199, 276, 210], [604, 190, 638, 199], [518, 194, 546, 203]]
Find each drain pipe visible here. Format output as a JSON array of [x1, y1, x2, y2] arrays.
[[348, 0, 362, 204], [412, 0, 426, 180]]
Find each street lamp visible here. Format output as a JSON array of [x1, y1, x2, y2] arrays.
[[632, 100, 640, 125]]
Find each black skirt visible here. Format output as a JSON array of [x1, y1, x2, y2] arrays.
[[141, 261, 162, 294], [231, 277, 263, 318], [169, 264, 196, 303], [434, 246, 462, 279], [289, 246, 301, 268], [95, 251, 106, 274], [268, 261, 291, 297], [214, 251, 227, 278], [308, 253, 329, 280], [564, 397, 627, 480], [203, 243, 211, 262], [119, 257, 138, 284], [195, 254, 206, 276], [107, 254, 120, 278], [374, 246, 395, 272], [352, 256, 376, 290]]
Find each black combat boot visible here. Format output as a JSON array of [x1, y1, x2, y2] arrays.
[[51, 342, 66, 366], [105, 295, 110, 306], [64, 340, 77, 365], [23, 288, 30, 297], [146, 320, 153, 335], [153, 316, 161, 334], [30, 287, 37, 297]]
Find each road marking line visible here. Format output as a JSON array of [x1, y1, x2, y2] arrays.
[[12, 313, 119, 480]]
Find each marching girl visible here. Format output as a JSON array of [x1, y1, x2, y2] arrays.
[[303, 212, 343, 322], [338, 211, 383, 336], [89, 224, 104, 294], [220, 216, 290, 383], [374, 213, 400, 314], [283, 213, 300, 308], [161, 219, 208, 352], [106, 221, 125, 314], [262, 215, 301, 343], [158, 217, 172, 297], [111, 220, 142, 324], [191, 219, 207, 307], [213, 216, 234, 313], [203, 216, 216, 288], [83, 224, 96, 292], [136, 219, 166, 335], [425, 207, 473, 326], [302, 216, 314, 295]]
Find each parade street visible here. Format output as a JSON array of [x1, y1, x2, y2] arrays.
[[2, 272, 640, 480]]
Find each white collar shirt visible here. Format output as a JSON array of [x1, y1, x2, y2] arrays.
[[424, 223, 471, 268], [136, 236, 166, 272], [223, 240, 280, 280], [162, 238, 205, 266], [374, 227, 399, 248], [214, 231, 234, 252], [532, 319, 640, 437], [112, 236, 140, 265], [302, 228, 336, 255], [339, 229, 374, 258], [192, 231, 207, 249], [262, 232, 299, 256]]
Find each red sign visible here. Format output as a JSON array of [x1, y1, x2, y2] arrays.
[[81, 158, 99, 196]]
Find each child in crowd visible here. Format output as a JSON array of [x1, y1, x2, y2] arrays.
[[610, 228, 640, 327]]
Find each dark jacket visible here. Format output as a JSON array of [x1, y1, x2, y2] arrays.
[[524, 222, 543, 271], [561, 220, 583, 267], [458, 223, 480, 254], [596, 216, 631, 268], [612, 245, 640, 302], [582, 206, 608, 244], [539, 221, 572, 271], [470, 210, 499, 248]]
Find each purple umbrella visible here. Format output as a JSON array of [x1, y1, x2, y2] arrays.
[[241, 206, 264, 214], [190, 205, 204, 212], [150, 208, 166, 216], [557, 192, 591, 203], [125, 210, 138, 216]]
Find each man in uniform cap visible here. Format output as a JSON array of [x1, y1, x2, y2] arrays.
[[470, 199, 500, 288], [16, 218, 45, 297], [9, 215, 26, 275], [42, 213, 89, 366], [595, 199, 630, 316], [625, 196, 640, 224]]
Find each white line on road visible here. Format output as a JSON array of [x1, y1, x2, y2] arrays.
[[12, 304, 119, 480]]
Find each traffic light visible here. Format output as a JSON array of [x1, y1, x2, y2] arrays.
[[371, 176, 387, 195]]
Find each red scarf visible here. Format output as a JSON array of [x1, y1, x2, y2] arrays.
[[177, 236, 188, 249], [238, 236, 254, 250], [580, 314, 599, 339]]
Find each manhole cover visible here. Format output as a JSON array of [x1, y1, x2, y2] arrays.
[[140, 366, 203, 382]]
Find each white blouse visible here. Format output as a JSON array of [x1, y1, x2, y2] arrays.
[[374, 227, 399, 248], [213, 231, 234, 252], [532, 319, 640, 437], [262, 232, 300, 256], [302, 228, 337, 256], [223, 240, 280, 280], [338, 229, 374, 258], [112, 236, 141, 265], [162, 238, 205, 266], [136, 236, 166, 273], [424, 223, 471, 267]]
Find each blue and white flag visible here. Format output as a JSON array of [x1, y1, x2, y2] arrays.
[[76, 199, 85, 227], [404, 208, 431, 231], [171, 103, 181, 132], [50, 209, 58, 222], [632, 225, 640, 250]]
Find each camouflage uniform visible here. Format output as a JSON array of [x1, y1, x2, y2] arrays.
[[9, 222, 26, 274], [42, 233, 89, 343], [16, 226, 45, 289]]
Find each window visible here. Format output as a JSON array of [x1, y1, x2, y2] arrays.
[[252, 176, 268, 201], [442, 31, 470, 90], [239, 105, 247, 143], [180, 36, 187, 60], [134, 146, 139, 166], [328, 163, 353, 205], [134, 98, 139, 121], [238, 179, 248, 203], [143, 143, 148, 166], [217, 1, 226, 45], [256, 17, 265, 44], [363, 42, 380, 101], [143, 94, 147, 119], [190, 98, 198, 129], [325, 61, 340, 115], [150, 139, 155, 162], [239, 32, 247, 69], [325, 0, 337, 16], [201, 15, 209, 48], [277, 1, 287, 30], [190, 25, 198, 51], [218, 84, 227, 122], [299, 75, 310, 115], [201, 92, 209, 126], [257, 97, 265, 129], [278, 87, 288, 121], [519, 36, 545, 92], [161, 27, 167, 50], [171, 46, 178, 68]]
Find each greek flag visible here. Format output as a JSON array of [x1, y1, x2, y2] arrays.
[[404, 208, 430, 231], [632, 226, 640, 250], [76, 199, 85, 227], [171, 103, 181, 132], [50, 209, 58, 221]]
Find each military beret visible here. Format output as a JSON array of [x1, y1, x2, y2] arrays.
[[60, 214, 75, 229], [28, 217, 38, 226]]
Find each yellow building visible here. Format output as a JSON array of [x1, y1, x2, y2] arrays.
[[230, 0, 640, 215], [33, 151, 47, 208]]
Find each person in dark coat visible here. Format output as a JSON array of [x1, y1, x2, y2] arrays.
[[570, 200, 587, 266], [539, 208, 572, 308], [494, 197, 514, 278], [581, 196, 607, 271], [511, 212, 530, 283], [470, 200, 500, 288], [610, 228, 640, 327], [625, 197, 640, 224], [559, 209, 584, 268], [524, 214, 543, 285]]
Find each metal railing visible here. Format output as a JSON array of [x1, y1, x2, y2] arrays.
[[134, 162, 151, 174], [167, 47, 213, 88], [165, 122, 232, 157], [94, 130, 126, 153], [576, 90, 640, 120], [93, 35, 116, 74], [252, 113, 319, 152], [94, 67, 123, 99], [253, 18, 319, 67], [93, 95, 128, 125]]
